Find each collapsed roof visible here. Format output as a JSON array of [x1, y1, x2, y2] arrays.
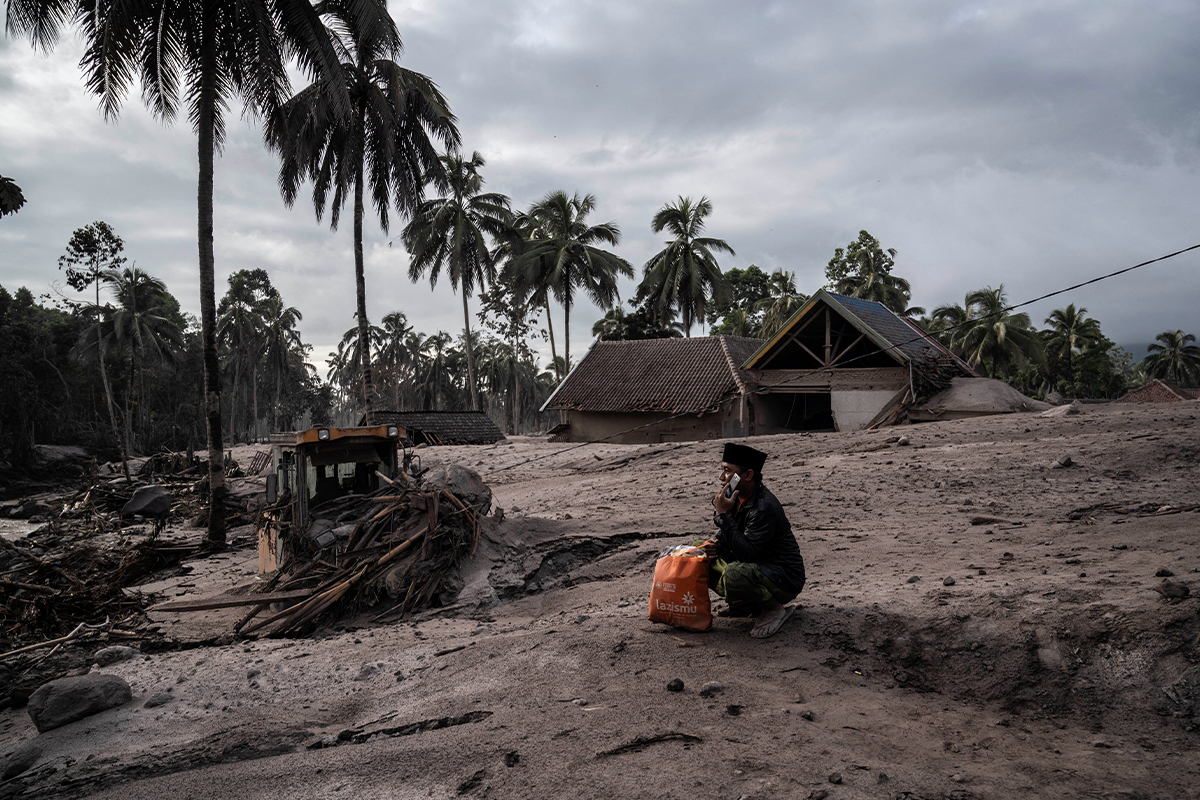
[[909, 377, 1051, 421]]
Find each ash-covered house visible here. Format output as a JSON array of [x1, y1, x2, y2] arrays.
[[542, 289, 975, 443], [364, 411, 505, 445]]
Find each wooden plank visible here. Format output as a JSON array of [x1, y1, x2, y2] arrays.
[[150, 590, 315, 613]]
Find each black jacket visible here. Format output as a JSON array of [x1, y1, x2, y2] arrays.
[[713, 482, 806, 595]]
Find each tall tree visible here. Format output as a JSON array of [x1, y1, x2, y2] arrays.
[[510, 191, 632, 372], [104, 265, 183, 454], [825, 230, 914, 314], [7, 0, 376, 544], [1044, 304, 1101, 393], [754, 269, 806, 339], [260, 293, 303, 431], [269, 4, 458, 422], [497, 210, 562, 382], [0, 174, 25, 217], [402, 151, 510, 410], [636, 196, 733, 336], [1144, 330, 1200, 387], [948, 285, 1045, 379], [58, 221, 129, 479]]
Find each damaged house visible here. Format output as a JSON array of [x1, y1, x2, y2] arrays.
[[543, 290, 976, 443]]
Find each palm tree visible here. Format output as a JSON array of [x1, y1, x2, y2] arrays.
[[952, 286, 1045, 379], [0, 175, 25, 217], [1044, 304, 1101, 393], [754, 269, 806, 339], [1145, 330, 1200, 387], [402, 151, 511, 410], [104, 266, 183, 453], [636, 196, 733, 336], [7, 0, 377, 544], [498, 209, 562, 381], [261, 294, 303, 431], [269, 6, 458, 422], [834, 252, 913, 314], [509, 191, 632, 372], [376, 311, 414, 410]]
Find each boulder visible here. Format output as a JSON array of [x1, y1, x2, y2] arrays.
[[121, 485, 172, 518], [421, 465, 492, 513], [2, 741, 42, 780], [27, 674, 132, 732], [92, 645, 138, 666]]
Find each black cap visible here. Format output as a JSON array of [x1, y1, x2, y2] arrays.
[[722, 443, 767, 474]]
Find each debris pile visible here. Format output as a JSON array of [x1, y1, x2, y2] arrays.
[[238, 465, 492, 637]]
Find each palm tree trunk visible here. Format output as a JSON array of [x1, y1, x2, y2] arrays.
[[563, 302, 571, 376], [544, 299, 560, 382], [353, 140, 375, 424], [95, 279, 130, 482], [198, 24, 226, 546], [124, 350, 135, 456], [511, 341, 520, 434], [462, 291, 479, 410]]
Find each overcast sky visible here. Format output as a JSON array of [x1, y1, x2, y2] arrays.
[[3, 0, 1199, 376]]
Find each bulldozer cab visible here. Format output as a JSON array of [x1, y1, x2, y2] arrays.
[[260, 423, 406, 573]]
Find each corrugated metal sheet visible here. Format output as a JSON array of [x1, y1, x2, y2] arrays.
[[543, 336, 763, 413]]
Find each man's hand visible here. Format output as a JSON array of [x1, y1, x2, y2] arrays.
[[699, 539, 720, 559], [713, 486, 736, 515]]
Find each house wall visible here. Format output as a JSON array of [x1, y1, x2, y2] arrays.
[[746, 367, 909, 432], [565, 402, 739, 444], [831, 390, 905, 430]]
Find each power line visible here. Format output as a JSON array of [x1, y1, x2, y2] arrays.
[[490, 242, 1200, 474]]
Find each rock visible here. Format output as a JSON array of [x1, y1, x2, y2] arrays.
[[1051, 455, 1073, 469], [906, 576, 921, 584], [2, 741, 42, 780], [27, 674, 132, 732], [247, 668, 261, 679], [93, 645, 138, 666], [666, 678, 684, 692], [421, 465, 492, 513], [800, 709, 815, 721], [1156, 568, 1175, 578], [828, 772, 843, 784], [504, 751, 520, 767], [726, 704, 743, 716], [897, 435, 911, 446], [1045, 390, 1066, 405], [573, 615, 590, 624], [352, 664, 377, 682], [143, 690, 173, 709], [809, 791, 829, 800], [121, 485, 172, 518], [699, 681, 725, 698], [877, 772, 890, 783], [943, 577, 956, 586], [1153, 580, 1190, 602], [13, 500, 50, 520]]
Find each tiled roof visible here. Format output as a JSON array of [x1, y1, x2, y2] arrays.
[[1116, 380, 1200, 403], [543, 335, 763, 414], [365, 411, 506, 445]]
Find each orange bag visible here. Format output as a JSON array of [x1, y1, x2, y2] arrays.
[[648, 546, 712, 632]]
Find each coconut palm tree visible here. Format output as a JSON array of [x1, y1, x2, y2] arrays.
[[1145, 330, 1200, 387], [509, 191, 632, 372], [402, 152, 511, 410], [104, 266, 183, 453], [636, 196, 733, 336], [1044, 304, 1102, 393], [261, 294, 303, 431], [269, 5, 458, 422], [376, 311, 414, 410], [0, 175, 25, 217], [7, 0, 377, 544], [754, 269, 806, 339], [952, 286, 1045, 379], [497, 209, 563, 381]]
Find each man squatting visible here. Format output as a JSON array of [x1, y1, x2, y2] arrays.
[[702, 443, 806, 638]]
